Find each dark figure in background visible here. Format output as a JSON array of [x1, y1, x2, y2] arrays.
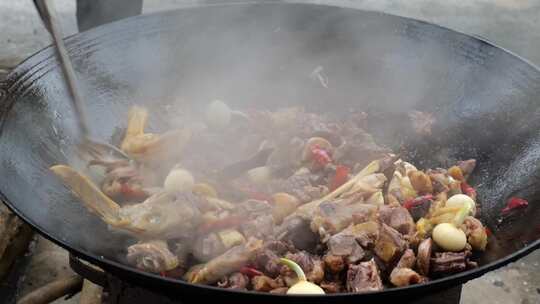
[[76, 0, 143, 31]]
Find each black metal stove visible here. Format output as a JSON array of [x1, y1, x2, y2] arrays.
[[69, 255, 462, 304]]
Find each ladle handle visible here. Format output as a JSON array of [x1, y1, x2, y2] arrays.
[[34, 0, 90, 138]]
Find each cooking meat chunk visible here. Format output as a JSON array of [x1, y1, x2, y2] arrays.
[[253, 241, 294, 278], [374, 224, 408, 263], [408, 196, 433, 221], [346, 259, 384, 293], [170, 240, 191, 270], [190, 238, 263, 284], [193, 233, 227, 262], [431, 251, 476, 276], [378, 205, 415, 236], [461, 216, 488, 251], [268, 173, 325, 204], [327, 233, 364, 264], [349, 221, 381, 248], [117, 191, 203, 239], [323, 254, 345, 274], [251, 275, 285, 292], [389, 249, 424, 287], [321, 280, 344, 293], [427, 169, 450, 194], [234, 199, 273, 218], [275, 216, 319, 251], [254, 249, 281, 278], [457, 159, 476, 179], [126, 240, 179, 273], [396, 249, 416, 269], [325, 221, 380, 265], [232, 200, 276, 240], [282, 251, 325, 284], [334, 128, 391, 169], [311, 202, 378, 240], [390, 268, 425, 287], [240, 214, 275, 240], [217, 272, 249, 290], [416, 238, 433, 276]]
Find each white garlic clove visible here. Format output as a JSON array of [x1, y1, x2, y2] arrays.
[[446, 194, 475, 215], [164, 168, 194, 193], [205, 100, 231, 129], [432, 223, 467, 252]]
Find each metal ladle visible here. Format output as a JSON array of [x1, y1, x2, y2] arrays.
[[33, 0, 131, 161]]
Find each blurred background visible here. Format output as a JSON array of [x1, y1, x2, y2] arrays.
[[0, 1, 538, 304]]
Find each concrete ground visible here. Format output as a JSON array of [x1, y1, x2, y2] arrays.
[[0, 0, 539, 303]]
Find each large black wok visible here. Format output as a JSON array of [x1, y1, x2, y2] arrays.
[[0, 2, 539, 303]]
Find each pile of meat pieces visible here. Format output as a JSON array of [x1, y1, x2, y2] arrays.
[[216, 203, 477, 294]]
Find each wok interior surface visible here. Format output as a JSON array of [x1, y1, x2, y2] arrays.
[[0, 2, 539, 300]]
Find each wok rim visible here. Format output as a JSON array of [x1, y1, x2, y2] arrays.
[[1, 1, 539, 298]]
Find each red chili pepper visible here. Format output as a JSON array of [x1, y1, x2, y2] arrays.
[[402, 194, 434, 210], [485, 227, 492, 237], [198, 215, 244, 234], [501, 197, 529, 214], [329, 165, 350, 191], [310, 144, 332, 168], [120, 183, 148, 200], [461, 182, 477, 199], [240, 266, 263, 278]]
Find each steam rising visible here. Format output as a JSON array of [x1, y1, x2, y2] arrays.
[[17, 2, 529, 264]]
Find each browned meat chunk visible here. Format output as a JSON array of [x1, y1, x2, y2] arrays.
[[346, 260, 384, 293], [232, 200, 276, 240], [461, 216, 488, 251], [311, 202, 378, 239], [253, 249, 281, 278], [457, 159, 476, 179], [193, 232, 227, 262], [389, 249, 424, 287], [324, 222, 380, 266], [431, 251, 477, 276], [408, 196, 433, 221], [378, 205, 415, 236], [427, 169, 450, 194], [251, 275, 285, 292], [253, 241, 294, 278], [268, 174, 325, 203], [396, 249, 416, 269], [217, 272, 249, 290], [334, 128, 391, 169], [275, 216, 319, 251], [189, 238, 263, 284], [390, 268, 425, 287], [408, 170, 433, 194], [416, 238, 433, 276], [321, 280, 344, 293], [327, 233, 365, 263], [323, 254, 345, 274], [282, 251, 325, 284], [240, 214, 275, 240], [126, 240, 178, 273], [374, 224, 408, 263]]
